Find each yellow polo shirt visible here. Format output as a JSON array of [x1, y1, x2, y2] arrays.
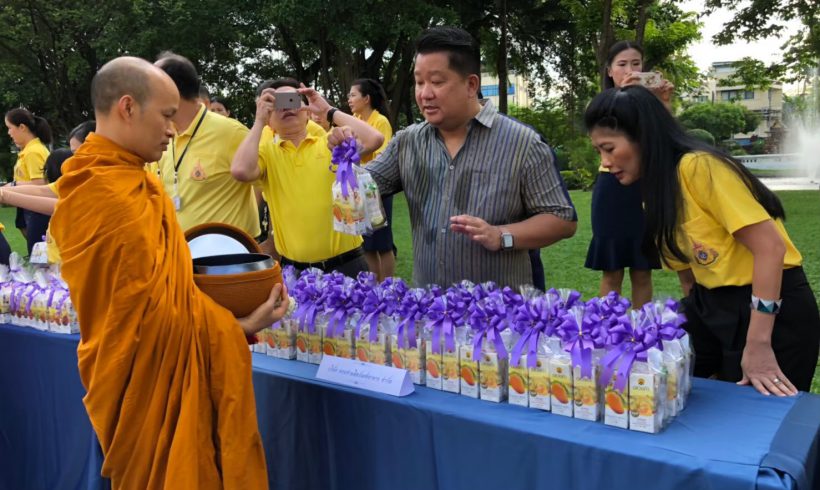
[[666, 152, 802, 288], [156, 105, 260, 236], [15, 138, 48, 182], [357, 110, 392, 164], [257, 131, 362, 262], [260, 120, 327, 146]]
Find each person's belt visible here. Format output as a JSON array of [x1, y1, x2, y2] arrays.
[[280, 247, 363, 272]]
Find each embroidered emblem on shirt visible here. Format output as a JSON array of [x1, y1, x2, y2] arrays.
[[190, 161, 207, 181], [692, 240, 719, 266]]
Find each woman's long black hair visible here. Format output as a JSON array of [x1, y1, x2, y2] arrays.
[[5, 108, 53, 145], [584, 86, 785, 266], [351, 78, 390, 118]]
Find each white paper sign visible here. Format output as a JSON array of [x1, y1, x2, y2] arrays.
[[316, 355, 414, 397]]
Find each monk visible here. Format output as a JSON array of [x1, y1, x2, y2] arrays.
[[49, 56, 287, 489]]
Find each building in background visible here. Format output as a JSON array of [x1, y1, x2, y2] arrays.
[[480, 72, 533, 109], [707, 61, 784, 145]]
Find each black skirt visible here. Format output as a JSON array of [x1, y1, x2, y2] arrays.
[[681, 266, 820, 392], [585, 172, 660, 271]]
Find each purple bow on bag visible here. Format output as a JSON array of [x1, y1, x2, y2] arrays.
[[356, 285, 392, 342], [395, 288, 431, 349], [469, 292, 508, 361], [598, 312, 659, 392], [557, 305, 605, 379], [324, 275, 358, 338], [425, 291, 468, 354], [292, 271, 326, 333], [510, 294, 559, 368], [330, 137, 360, 198], [641, 301, 687, 345]]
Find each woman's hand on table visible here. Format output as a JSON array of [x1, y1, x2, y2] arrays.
[[738, 339, 798, 396]]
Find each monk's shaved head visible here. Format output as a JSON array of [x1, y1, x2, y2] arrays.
[[91, 57, 167, 114]]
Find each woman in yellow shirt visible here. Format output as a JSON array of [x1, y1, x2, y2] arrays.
[[4, 108, 52, 253], [585, 86, 820, 395], [348, 78, 395, 280]]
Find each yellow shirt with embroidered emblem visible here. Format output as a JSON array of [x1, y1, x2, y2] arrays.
[[666, 152, 802, 288], [257, 131, 362, 263], [357, 110, 392, 164], [156, 105, 260, 236], [15, 137, 49, 182]]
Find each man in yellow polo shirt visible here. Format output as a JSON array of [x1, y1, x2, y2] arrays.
[[154, 52, 260, 238], [231, 78, 383, 275]]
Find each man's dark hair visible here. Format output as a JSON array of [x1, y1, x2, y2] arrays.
[[154, 51, 200, 100], [415, 26, 481, 78], [256, 78, 307, 104]]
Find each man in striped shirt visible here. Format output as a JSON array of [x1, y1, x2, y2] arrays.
[[332, 27, 577, 288]]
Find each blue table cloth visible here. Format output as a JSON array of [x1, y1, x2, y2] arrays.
[[1, 323, 818, 490]]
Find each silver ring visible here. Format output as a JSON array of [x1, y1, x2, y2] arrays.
[[773, 377, 782, 384]]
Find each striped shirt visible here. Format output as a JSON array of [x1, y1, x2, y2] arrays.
[[367, 99, 576, 289]]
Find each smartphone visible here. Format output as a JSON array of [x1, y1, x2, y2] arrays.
[[275, 92, 303, 110], [634, 72, 662, 88]]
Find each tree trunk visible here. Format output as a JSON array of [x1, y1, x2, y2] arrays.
[[496, 0, 509, 113], [635, 0, 652, 46], [597, 0, 615, 89]]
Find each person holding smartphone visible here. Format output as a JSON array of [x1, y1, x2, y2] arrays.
[[585, 40, 674, 307], [585, 85, 819, 395], [231, 78, 384, 277]]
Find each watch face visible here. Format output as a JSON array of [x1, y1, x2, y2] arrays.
[[502, 233, 513, 249]]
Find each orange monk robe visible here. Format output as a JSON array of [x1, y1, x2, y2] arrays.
[[50, 133, 267, 489]]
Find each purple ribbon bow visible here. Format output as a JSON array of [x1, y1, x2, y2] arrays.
[[426, 292, 467, 354], [469, 292, 508, 361], [598, 312, 659, 392], [557, 305, 605, 379], [330, 137, 360, 199], [356, 285, 391, 342], [510, 295, 558, 368], [324, 276, 358, 338], [395, 289, 431, 349], [292, 272, 325, 333]]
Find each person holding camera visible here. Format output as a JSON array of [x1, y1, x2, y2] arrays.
[[585, 41, 673, 307], [231, 78, 383, 276]]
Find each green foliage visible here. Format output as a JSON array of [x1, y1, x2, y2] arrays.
[[679, 102, 760, 143], [687, 128, 716, 146], [747, 139, 767, 155], [560, 169, 596, 190], [704, 0, 819, 83]]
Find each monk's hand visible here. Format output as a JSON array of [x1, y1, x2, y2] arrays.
[[450, 215, 502, 252], [237, 283, 290, 336], [255, 88, 276, 125]]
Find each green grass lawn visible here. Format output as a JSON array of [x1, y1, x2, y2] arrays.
[[391, 190, 820, 394]]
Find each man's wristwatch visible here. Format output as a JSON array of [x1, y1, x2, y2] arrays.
[[326, 107, 338, 126], [500, 229, 514, 251]]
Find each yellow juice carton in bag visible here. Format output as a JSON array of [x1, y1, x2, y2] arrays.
[[628, 370, 661, 433], [391, 333, 426, 384], [370, 332, 389, 366], [508, 354, 529, 407], [480, 345, 508, 403], [308, 320, 324, 364], [254, 328, 270, 354], [425, 339, 443, 390], [459, 343, 480, 398], [573, 364, 601, 422], [442, 343, 460, 393], [296, 327, 311, 362], [528, 353, 551, 411], [604, 373, 629, 429], [549, 356, 574, 417], [273, 320, 297, 359]]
